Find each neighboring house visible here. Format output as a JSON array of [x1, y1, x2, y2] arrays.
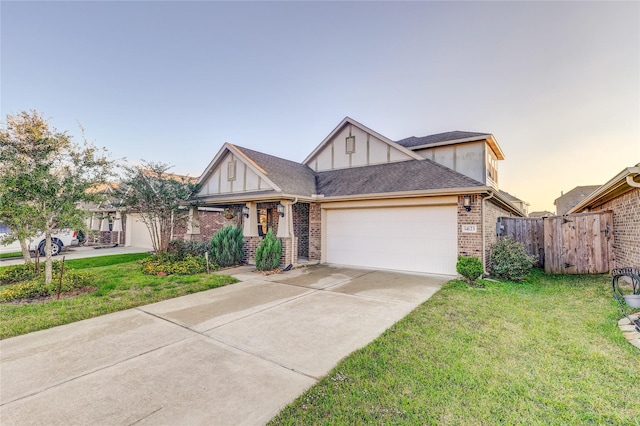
[[569, 164, 640, 268], [554, 185, 600, 215], [186, 117, 525, 275], [499, 190, 529, 216], [528, 210, 554, 218]]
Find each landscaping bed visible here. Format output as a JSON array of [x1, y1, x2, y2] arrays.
[[0, 253, 237, 339], [270, 270, 640, 425]]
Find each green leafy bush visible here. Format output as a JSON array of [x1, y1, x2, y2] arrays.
[[210, 226, 244, 268], [489, 237, 537, 282], [255, 230, 282, 271], [140, 254, 208, 276], [0, 262, 63, 285], [166, 239, 209, 261], [0, 270, 95, 302], [456, 256, 483, 285]]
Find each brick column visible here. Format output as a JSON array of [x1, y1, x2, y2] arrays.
[[457, 195, 483, 259], [308, 203, 321, 261]]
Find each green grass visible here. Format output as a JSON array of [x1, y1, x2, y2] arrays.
[[270, 270, 640, 425], [0, 253, 237, 339], [0, 252, 22, 259]]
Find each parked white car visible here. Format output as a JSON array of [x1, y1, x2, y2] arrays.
[[0, 223, 80, 256]]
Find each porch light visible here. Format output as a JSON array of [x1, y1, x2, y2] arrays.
[[242, 206, 250, 218], [277, 203, 285, 217], [463, 195, 472, 212]]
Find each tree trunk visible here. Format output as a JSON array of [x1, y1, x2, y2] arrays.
[[44, 231, 53, 285], [19, 239, 32, 264]]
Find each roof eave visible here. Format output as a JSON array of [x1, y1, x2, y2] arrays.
[[568, 165, 640, 213]]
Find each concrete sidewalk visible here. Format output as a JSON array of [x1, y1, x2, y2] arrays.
[[0, 265, 448, 425]]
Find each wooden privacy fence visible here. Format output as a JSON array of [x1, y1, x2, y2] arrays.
[[497, 211, 614, 274]]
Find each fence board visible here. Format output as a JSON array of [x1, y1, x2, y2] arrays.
[[497, 211, 613, 274]]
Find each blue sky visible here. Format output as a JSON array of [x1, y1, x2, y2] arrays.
[[2, 1, 638, 212]]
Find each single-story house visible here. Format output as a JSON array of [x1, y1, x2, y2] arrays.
[[185, 117, 525, 275], [569, 164, 640, 267]]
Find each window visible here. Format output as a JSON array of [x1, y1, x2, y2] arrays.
[[487, 152, 498, 184], [227, 161, 236, 181], [345, 135, 355, 154]]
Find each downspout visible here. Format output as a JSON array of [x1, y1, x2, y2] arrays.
[[626, 173, 640, 188], [481, 191, 495, 275]]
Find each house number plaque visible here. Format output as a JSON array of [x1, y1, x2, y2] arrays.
[[461, 224, 477, 233]]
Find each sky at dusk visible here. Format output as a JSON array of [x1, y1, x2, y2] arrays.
[[1, 1, 638, 213]]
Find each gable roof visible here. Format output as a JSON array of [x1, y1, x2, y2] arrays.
[[316, 159, 483, 197], [568, 164, 640, 214], [396, 131, 505, 160], [234, 145, 317, 196], [554, 185, 601, 215], [303, 116, 422, 165]]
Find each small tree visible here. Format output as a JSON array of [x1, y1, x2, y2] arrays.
[[489, 237, 536, 282], [456, 255, 483, 285], [210, 226, 244, 267], [0, 110, 114, 283], [255, 230, 282, 271], [116, 161, 199, 253]]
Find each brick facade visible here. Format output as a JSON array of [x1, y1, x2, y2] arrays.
[[457, 195, 516, 269], [589, 187, 640, 267], [293, 203, 310, 258], [243, 236, 297, 267], [308, 203, 321, 261]]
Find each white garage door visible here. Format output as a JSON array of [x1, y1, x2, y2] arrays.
[[125, 214, 154, 249], [326, 205, 457, 275]]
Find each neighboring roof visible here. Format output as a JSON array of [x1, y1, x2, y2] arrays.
[[568, 164, 640, 214], [499, 190, 527, 205], [234, 145, 317, 196], [316, 159, 483, 197], [396, 131, 490, 148], [528, 210, 554, 218], [554, 185, 601, 215], [303, 116, 422, 165]]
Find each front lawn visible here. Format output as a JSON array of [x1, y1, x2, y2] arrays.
[[0, 253, 237, 339], [271, 270, 640, 425]]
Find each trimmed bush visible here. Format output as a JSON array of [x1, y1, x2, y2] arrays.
[[255, 230, 282, 271], [210, 226, 244, 268], [0, 261, 63, 285], [166, 239, 209, 261], [140, 254, 208, 276], [0, 270, 95, 302], [489, 237, 537, 282], [456, 256, 483, 285]]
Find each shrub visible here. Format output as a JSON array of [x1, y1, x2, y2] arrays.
[[255, 230, 282, 271], [166, 239, 209, 261], [0, 270, 95, 302], [489, 237, 537, 282], [210, 226, 244, 268], [140, 254, 208, 276], [456, 256, 483, 285], [0, 261, 63, 285]]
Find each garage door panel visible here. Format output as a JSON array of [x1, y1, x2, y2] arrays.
[[326, 206, 457, 275]]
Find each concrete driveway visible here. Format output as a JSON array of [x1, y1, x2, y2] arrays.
[[0, 265, 449, 425]]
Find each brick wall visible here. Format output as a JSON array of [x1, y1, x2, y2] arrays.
[[483, 198, 514, 267], [590, 187, 640, 267], [293, 203, 310, 258], [243, 236, 297, 266], [308, 203, 321, 261], [457, 195, 483, 259]]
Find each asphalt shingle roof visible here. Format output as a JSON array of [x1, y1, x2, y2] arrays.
[[235, 146, 317, 196], [316, 159, 484, 197], [396, 131, 490, 149]]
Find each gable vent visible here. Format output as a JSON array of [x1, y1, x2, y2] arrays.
[[345, 135, 356, 154], [227, 161, 236, 181]]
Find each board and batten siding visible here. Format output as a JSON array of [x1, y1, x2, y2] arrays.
[[310, 124, 413, 172], [414, 141, 487, 185], [198, 152, 271, 196]]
